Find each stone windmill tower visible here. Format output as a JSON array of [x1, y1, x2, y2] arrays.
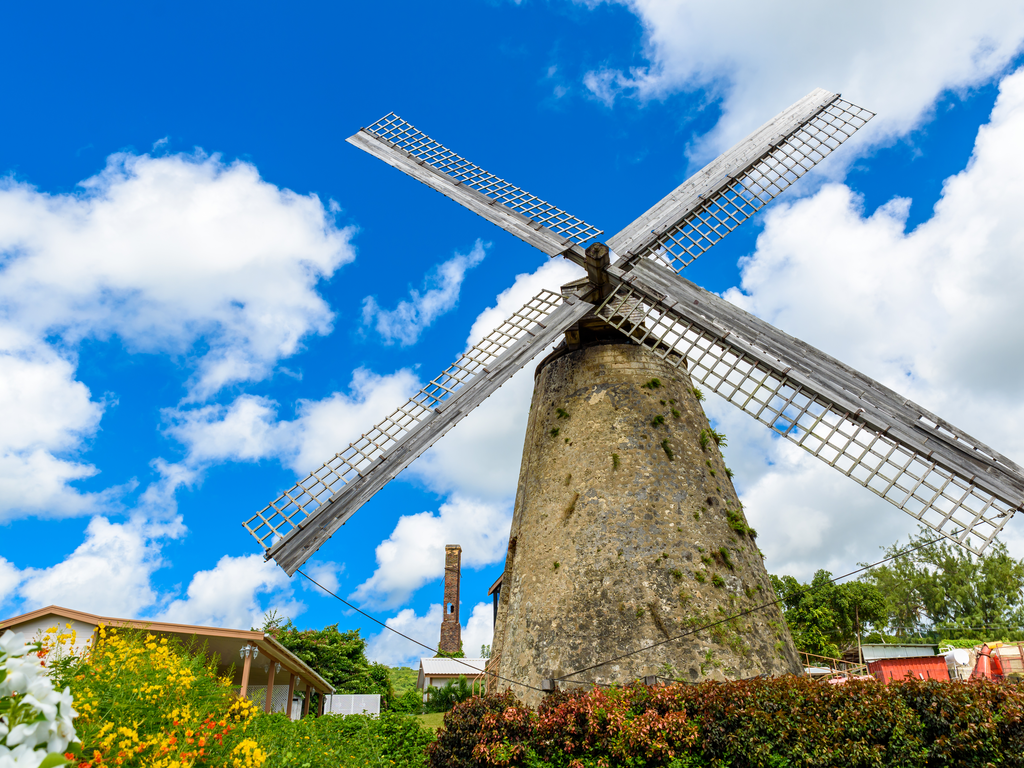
[[243, 90, 1024, 703]]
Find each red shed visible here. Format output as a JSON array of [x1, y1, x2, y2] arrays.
[[868, 655, 950, 683]]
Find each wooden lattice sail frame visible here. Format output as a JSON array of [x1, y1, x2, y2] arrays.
[[244, 88, 1023, 575]]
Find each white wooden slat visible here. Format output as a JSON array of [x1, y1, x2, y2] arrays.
[[244, 291, 593, 575], [347, 119, 598, 264], [596, 260, 1024, 554], [608, 91, 873, 273]]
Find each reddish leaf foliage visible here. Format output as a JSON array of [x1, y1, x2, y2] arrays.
[[428, 677, 1024, 768]]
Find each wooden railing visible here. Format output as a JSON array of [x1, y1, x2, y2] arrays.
[[800, 651, 870, 679]]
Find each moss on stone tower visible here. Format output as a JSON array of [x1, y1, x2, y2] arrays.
[[489, 342, 801, 705]]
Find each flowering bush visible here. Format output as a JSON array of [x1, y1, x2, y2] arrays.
[[0, 629, 78, 768], [429, 677, 1024, 768], [50, 625, 266, 768]]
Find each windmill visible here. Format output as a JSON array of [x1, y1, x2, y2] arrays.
[[243, 89, 1024, 701]]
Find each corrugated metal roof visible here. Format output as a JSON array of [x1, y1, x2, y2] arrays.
[[419, 657, 487, 676], [861, 644, 938, 661]]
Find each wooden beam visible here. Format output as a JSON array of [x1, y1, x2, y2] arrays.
[[266, 295, 593, 574], [286, 673, 296, 719], [347, 130, 589, 266], [302, 683, 311, 718], [607, 89, 838, 260], [598, 259, 1023, 552], [264, 658, 276, 713], [239, 645, 253, 699]]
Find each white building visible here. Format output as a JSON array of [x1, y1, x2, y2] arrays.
[[417, 657, 487, 693]]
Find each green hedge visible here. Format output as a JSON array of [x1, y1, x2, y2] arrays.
[[247, 711, 434, 768], [429, 678, 1024, 768]]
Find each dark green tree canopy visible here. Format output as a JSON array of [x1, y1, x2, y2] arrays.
[[773, 528, 1024, 657], [771, 570, 886, 658], [861, 528, 1024, 639], [261, 613, 395, 708]]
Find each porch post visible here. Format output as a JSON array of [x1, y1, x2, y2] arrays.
[[239, 644, 253, 699], [302, 683, 311, 717], [264, 658, 276, 713], [286, 673, 296, 719], [318, 691, 326, 716]]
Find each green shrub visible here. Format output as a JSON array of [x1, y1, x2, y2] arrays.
[[247, 711, 433, 768], [424, 676, 475, 713], [428, 678, 1024, 768], [391, 688, 425, 714]]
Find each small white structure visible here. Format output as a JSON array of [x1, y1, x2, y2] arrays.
[[417, 657, 487, 692], [323, 694, 381, 716]]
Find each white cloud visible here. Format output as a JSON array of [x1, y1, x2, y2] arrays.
[[165, 367, 421, 476], [362, 240, 488, 346], [0, 150, 355, 397], [0, 557, 21, 611], [1, 509, 304, 628], [14, 515, 186, 617], [0, 148, 356, 518], [364, 600, 493, 667], [157, 554, 303, 630], [0, 331, 113, 521], [461, 602, 496, 659], [351, 496, 512, 609], [365, 604, 442, 667], [582, 0, 1024, 159], [707, 66, 1024, 577], [463, 258, 583, 350], [168, 256, 584, 503], [299, 560, 343, 596], [407, 257, 585, 498]]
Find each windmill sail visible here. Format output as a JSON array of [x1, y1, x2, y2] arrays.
[[596, 259, 1024, 553], [608, 90, 874, 273], [347, 115, 599, 263], [244, 290, 592, 575]]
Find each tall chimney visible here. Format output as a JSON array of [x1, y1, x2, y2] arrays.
[[438, 544, 462, 654]]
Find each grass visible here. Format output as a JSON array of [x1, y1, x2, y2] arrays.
[[413, 711, 446, 734], [661, 439, 674, 460]]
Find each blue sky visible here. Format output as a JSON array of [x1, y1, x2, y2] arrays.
[[3, 1, 1024, 666]]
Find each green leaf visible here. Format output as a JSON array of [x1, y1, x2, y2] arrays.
[[39, 754, 73, 768]]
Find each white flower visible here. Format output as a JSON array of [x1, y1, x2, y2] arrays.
[[0, 629, 78, 762], [0, 633, 32, 660], [0, 743, 47, 768]]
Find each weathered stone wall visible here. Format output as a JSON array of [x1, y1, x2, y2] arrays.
[[491, 343, 801, 705], [439, 544, 462, 654]]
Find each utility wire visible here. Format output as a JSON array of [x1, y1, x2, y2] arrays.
[[295, 568, 544, 692], [554, 530, 953, 684]]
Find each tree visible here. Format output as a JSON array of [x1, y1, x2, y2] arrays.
[[434, 641, 465, 659], [862, 528, 1024, 640], [771, 570, 887, 658], [424, 676, 474, 713], [262, 615, 394, 709]]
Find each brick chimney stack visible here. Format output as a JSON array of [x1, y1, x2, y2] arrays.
[[438, 544, 462, 654]]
